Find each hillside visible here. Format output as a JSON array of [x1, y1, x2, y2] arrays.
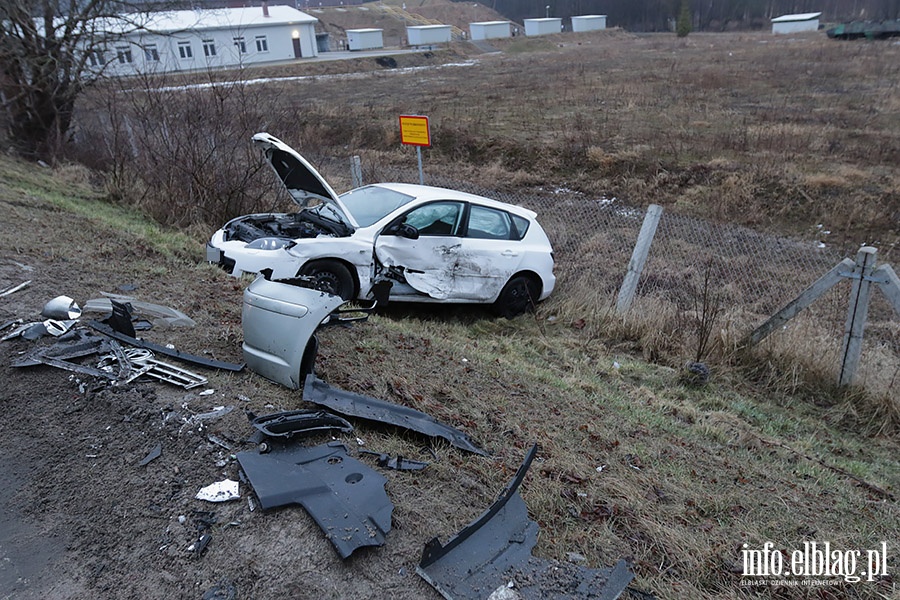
[[0, 155, 897, 599]]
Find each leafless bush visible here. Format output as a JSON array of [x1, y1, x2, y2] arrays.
[[74, 68, 301, 228]]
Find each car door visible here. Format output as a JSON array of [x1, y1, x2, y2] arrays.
[[374, 201, 525, 301], [452, 204, 525, 301], [374, 201, 466, 300]]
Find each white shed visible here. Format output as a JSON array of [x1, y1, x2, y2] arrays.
[[87, 5, 319, 77], [470, 21, 511, 40], [347, 28, 384, 51], [524, 18, 562, 36], [406, 24, 452, 46], [771, 12, 822, 34], [571, 15, 607, 32]]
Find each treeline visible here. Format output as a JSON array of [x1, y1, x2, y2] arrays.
[[470, 0, 900, 31]]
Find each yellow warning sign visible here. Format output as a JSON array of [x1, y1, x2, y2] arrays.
[[399, 115, 431, 147]]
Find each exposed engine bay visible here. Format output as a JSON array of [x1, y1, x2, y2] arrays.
[[223, 210, 350, 243]]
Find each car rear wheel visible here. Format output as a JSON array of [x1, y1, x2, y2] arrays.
[[493, 275, 539, 318], [298, 260, 355, 300]]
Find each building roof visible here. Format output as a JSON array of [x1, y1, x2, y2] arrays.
[[97, 5, 317, 35], [771, 12, 822, 23]]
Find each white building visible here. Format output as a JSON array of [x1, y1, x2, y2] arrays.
[[771, 12, 822, 34], [86, 5, 319, 76], [406, 24, 452, 46], [347, 28, 384, 51], [469, 21, 511, 41], [523, 18, 562, 36], [571, 15, 607, 32]]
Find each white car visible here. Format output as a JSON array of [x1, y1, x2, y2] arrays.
[[207, 133, 556, 317]]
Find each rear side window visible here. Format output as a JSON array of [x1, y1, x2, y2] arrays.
[[510, 214, 530, 240], [467, 205, 514, 240]]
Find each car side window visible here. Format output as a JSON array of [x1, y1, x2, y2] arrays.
[[510, 214, 530, 240], [466, 205, 513, 240], [401, 201, 464, 236]]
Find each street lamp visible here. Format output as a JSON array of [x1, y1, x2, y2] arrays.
[[545, 5, 550, 18]]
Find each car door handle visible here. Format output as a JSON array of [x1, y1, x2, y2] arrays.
[[501, 250, 519, 257]]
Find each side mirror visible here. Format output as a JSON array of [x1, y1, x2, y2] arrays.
[[387, 223, 419, 240]]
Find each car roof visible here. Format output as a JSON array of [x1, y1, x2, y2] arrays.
[[370, 182, 538, 220]]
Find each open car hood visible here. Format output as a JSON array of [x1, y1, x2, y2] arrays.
[[252, 133, 358, 229]]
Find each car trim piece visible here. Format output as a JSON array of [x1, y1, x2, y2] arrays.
[[236, 441, 392, 559], [302, 375, 488, 456], [88, 321, 245, 372], [250, 409, 353, 439], [417, 444, 635, 600]]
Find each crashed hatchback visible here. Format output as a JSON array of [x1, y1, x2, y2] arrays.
[[207, 133, 556, 317]]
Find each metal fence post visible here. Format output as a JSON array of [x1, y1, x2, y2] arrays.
[[350, 155, 363, 188], [616, 204, 663, 314], [838, 246, 877, 386]]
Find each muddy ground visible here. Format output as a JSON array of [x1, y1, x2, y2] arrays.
[[0, 181, 531, 600]]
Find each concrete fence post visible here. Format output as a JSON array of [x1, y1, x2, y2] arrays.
[[838, 246, 878, 386], [350, 155, 363, 188], [616, 204, 663, 314]]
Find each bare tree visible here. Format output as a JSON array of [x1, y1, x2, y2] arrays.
[[0, 0, 144, 161]]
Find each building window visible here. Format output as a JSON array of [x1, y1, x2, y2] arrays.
[[144, 44, 159, 62], [233, 37, 247, 53], [116, 46, 133, 64], [88, 50, 106, 66], [203, 39, 217, 57], [178, 41, 193, 59], [255, 35, 268, 52]]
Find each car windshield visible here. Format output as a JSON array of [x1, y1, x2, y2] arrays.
[[339, 185, 415, 227]]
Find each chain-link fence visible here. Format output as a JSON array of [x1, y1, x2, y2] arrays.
[[315, 155, 899, 396]]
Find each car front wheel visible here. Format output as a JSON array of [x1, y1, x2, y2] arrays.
[[493, 275, 539, 318], [298, 260, 355, 300]]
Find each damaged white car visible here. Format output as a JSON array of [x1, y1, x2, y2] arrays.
[[207, 133, 556, 317]]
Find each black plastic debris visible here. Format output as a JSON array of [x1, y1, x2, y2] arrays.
[[189, 533, 212, 557], [303, 375, 487, 456], [88, 321, 244, 372], [139, 443, 162, 466], [236, 441, 392, 559], [250, 409, 353, 440], [360, 450, 429, 471], [417, 444, 634, 600], [103, 300, 136, 337], [12, 331, 132, 381]]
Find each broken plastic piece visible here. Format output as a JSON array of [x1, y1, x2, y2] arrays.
[[236, 442, 393, 559], [88, 321, 244, 372], [191, 405, 233, 422], [189, 533, 212, 556], [250, 409, 353, 439], [13, 336, 132, 381], [139, 444, 162, 466], [41, 296, 82, 320], [303, 375, 487, 456], [196, 479, 240, 502], [98, 347, 209, 389], [417, 444, 634, 600], [359, 449, 429, 471], [104, 300, 136, 337], [83, 294, 197, 328], [0, 280, 30, 297]]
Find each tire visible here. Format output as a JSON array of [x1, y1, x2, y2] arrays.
[[298, 260, 355, 300], [493, 275, 539, 318]]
